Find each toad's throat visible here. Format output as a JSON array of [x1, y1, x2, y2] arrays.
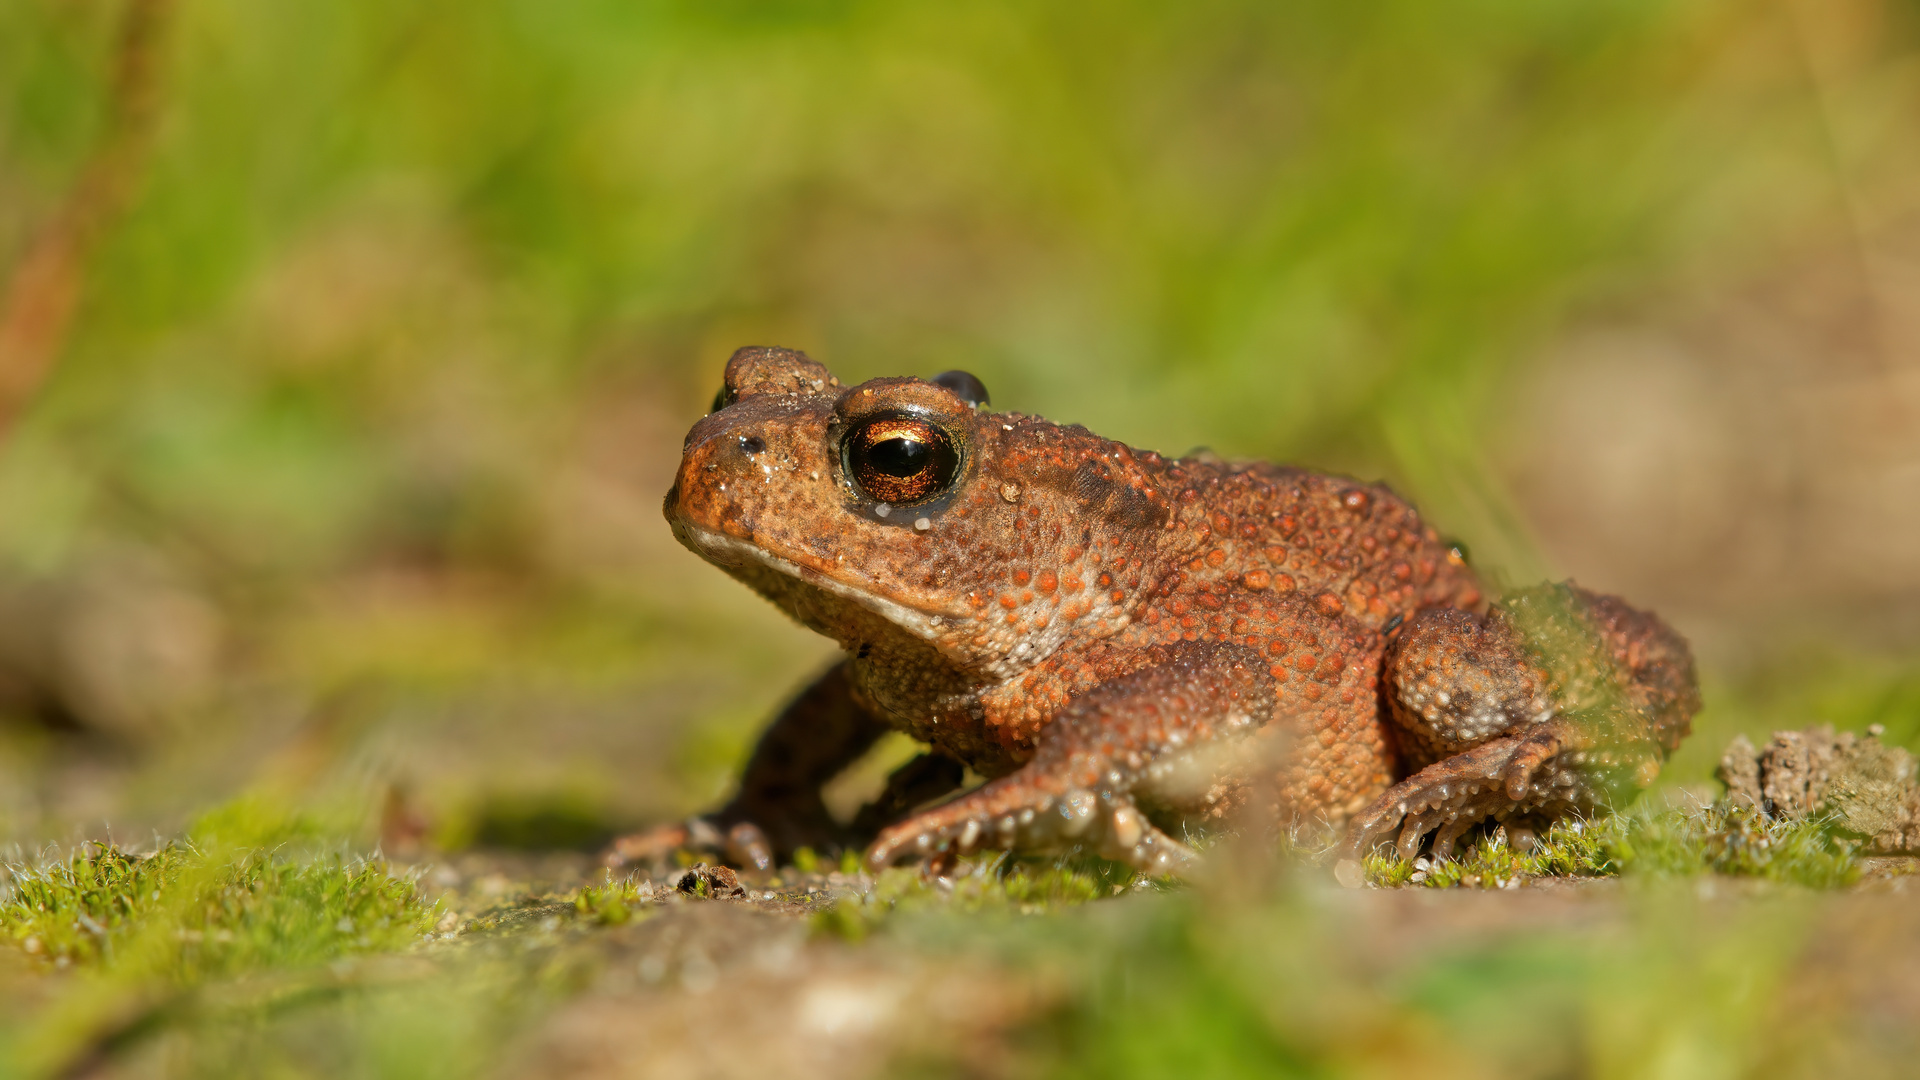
[[673, 522, 953, 646]]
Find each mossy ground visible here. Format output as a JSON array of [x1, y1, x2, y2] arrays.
[[1360, 805, 1863, 891], [2, 799, 1914, 1078]]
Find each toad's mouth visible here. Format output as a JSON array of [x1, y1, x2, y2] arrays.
[[672, 522, 954, 645]]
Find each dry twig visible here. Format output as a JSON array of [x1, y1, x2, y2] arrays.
[[0, 0, 174, 440]]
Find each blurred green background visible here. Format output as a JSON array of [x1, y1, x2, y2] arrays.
[[3, 0, 1919, 850]]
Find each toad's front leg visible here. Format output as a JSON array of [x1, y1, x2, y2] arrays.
[[866, 642, 1276, 875], [606, 661, 900, 871]]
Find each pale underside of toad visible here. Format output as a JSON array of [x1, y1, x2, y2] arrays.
[[615, 347, 1699, 876]]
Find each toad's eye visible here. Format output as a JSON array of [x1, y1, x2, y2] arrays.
[[844, 414, 961, 506], [710, 383, 736, 414], [931, 369, 989, 408]]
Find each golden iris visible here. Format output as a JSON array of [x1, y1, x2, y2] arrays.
[[845, 415, 960, 505]]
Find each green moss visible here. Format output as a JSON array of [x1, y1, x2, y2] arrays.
[[570, 880, 654, 926], [815, 854, 1145, 941], [3, 844, 187, 967], [1361, 816, 1616, 889], [1609, 805, 1859, 888], [2, 841, 439, 978], [1363, 806, 1860, 889]]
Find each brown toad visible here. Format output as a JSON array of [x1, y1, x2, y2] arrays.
[[615, 347, 1699, 876]]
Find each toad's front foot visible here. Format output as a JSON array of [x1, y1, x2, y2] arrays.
[[604, 817, 780, 872], [865, 777, 1197, 875], [1342, 720, 1609, 862]]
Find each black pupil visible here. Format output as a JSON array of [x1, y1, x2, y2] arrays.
[[868, 437, 930, 476]]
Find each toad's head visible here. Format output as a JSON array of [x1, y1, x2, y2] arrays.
[[665, 347, 1178, 680]]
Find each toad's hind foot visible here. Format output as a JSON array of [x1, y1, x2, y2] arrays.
[[1343, 737, 1544, 863], [1349, 583, 1700, 865], [1343, 715, 1656, 862]]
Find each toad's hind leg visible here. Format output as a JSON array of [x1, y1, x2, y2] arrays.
[[865, 642, 1276, 875], [1345, 583, 1700, 863]]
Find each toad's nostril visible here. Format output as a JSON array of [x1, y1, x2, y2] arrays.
[[739, 435, 766, 454]]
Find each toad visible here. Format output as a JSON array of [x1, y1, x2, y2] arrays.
[[615, 347, 1699, 876]]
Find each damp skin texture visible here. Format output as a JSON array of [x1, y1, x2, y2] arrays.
[[642, 347, 1701, 874]]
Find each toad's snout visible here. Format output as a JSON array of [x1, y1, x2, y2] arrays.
[[661, 397, 838, 548], [664, 426, 764, 536]]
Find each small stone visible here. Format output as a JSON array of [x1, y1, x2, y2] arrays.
[[1333, 859, 1365, 889]]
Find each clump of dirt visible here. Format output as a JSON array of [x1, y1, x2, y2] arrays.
[[1718, 726, 1920, 854], [671, 863, 747, 898]]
